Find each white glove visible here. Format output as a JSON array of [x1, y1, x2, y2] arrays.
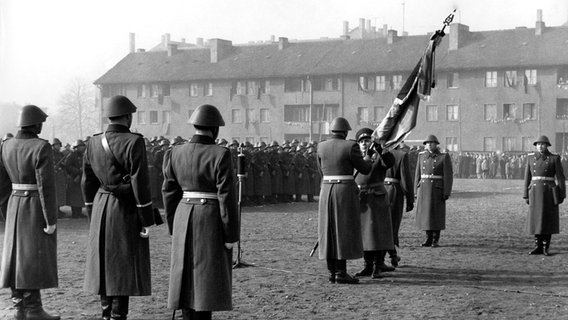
[[225, 242, 236, 250], [140, 227, 150, 238], [43, 224, 56, 234]]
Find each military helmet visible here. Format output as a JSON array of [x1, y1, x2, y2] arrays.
[[533, 135, 551, 146], [173, 136, 184, 144], [188, 104, 225, 127], [329, 117, 352, 131], [2, 133, 14, 142], [159, 138, 170, 146], [270, 140, 279, 147], [230, 139, 239, 147], [258, 141, 267, 148], [218, 138, 228, 146], [104, 95, 137, 118], [17, 105, 48, 127], [356, 128, 374, 142], [423, 134, 440, 145], [72, 139, 85, 149], [52, 138, 62, 146]]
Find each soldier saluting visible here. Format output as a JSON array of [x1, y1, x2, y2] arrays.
[[0, 105, 60, 319], [524, 135, 566, 256], [82, 95, 157, 320], [162, 104, 239, 320]]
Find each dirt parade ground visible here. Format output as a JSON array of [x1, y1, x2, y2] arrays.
[[2, 178, 568, 319]]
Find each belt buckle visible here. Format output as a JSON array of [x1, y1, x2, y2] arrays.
[[200, 198, 207, 204]]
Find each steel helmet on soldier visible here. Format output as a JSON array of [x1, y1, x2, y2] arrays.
[[104, 95, 137, 118], [533, 135, 551, 146], [188, 104, 225, 126], [329, 117, 352, 131], [52, 138, 62, 146], [17, 105, 48, 127], [2, 133, 14, 142], [423, 134, 440, 145], [72, 139, 85, 149]]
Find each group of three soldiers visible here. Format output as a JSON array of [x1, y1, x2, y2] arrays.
[[0, 96, 238, 320]]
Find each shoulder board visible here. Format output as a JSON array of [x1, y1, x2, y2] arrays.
[[419, 151, 427, 154], [93, 132, 103, 136], [527, 153, 535, 156], [132, 132, 143, 137], [39, 138, 48, 143], [440, 152, 446, 155], [551, 152, 559, 157]]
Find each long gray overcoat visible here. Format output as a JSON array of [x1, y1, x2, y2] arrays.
[[523, 151, 566, 234], [162, 134, 239, 311], [414, 149, 453, 231], [385, 148, 414, 246], [0, 130, 58, 289], [317, 135, 371, 260]]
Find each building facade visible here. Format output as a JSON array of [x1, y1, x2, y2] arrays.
[[95, 11, 568, 152]]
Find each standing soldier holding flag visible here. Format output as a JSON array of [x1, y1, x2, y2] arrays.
[[317, 117, 372, 284], [0, 105, 61, 320]]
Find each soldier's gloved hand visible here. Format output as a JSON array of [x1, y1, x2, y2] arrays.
[[225, 242, 236, 250], [525, 199, 530, 205], [43, 224, 56, 235], [140, 227, 151, 238], [406, 202, 414, 212]]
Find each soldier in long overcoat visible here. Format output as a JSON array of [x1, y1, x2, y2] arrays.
[[82, 96, 156, 320], [162, 104, 239, 320], [353, 128, 396, 279], [0, 105, 60, 319], [317, 117, 371, 284], [414, 135, 453, 247], [64, 139, 86, 218], [52, 138, 67, 217], [384, 142, 414, 267], [523, 135, 566, 255]]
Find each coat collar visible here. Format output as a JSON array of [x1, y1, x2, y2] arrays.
[[535, 150, 551, 160], [426, 149, 440, 158], [105, 124, 131, 133], [15, 130, 38, 139], [190, 134, 216, 144]]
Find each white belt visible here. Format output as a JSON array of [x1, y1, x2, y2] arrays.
[[12, 183, 38, 190], [384, 178, 400, 183], [323, 175, 354, 181], [531, 176, 555, 181], [182, 191, 218, 199], [421, 174, 443, 179]]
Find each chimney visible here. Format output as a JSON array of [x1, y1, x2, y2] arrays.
[[278, 37, 289, 50], [382, 24, 388, 37], [129, 33, 135, 53], [449, 23, 470, 51], [137, 48, 146, 53], [270, 35, 276, 42], [196, 37, 204, 47], [359, 18, 365, 38], [366, 20, 372, 34], [387, 29, 398, 44], [167, 43, 178, 57], [343, 21, 349, 36], [535, 9, 545, 36], [209, 39, 233, 63], [181, 38, 186, 43]]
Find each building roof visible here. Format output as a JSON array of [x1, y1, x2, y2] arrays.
[[95, 25, 568, 85]]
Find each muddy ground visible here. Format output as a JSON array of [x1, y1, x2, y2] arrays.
[[1, 178, 568, 319]]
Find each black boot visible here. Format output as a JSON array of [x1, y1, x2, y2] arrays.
[[110, 296, 129, 320], [101, 295, 111, 320], [334, 260, 359, 284], [71, 206, 83, 218], [182, 309, 194, 320], [24, 290, 60, 320], [543, 235, 551, 256], [388, 249, 400, 268], [529, 235, 544, 255], [355, 251, 374, 277], [374, 251, 395, 273], [432, 231, 441, 247], [326, 259, 336, 283], [10, 289, 24, 320], [421, 231, 433, 247]]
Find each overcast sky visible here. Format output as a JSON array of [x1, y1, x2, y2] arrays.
[[1, 0, 567, 110]]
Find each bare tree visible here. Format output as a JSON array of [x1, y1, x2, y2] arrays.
[[54, 78, 99, 143]]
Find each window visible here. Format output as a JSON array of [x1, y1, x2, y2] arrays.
[[375, 75, 387, 91], [504, 70, 517, 87], [246, 109, 256, 123], [263, 80, 271, 94], [357, 107, 369, 123], [104, 85, 126, 97], [445, 137, 458, 151], [236, 81, 246, 95], [447, 72, 459, 88], [137, 111, 146, 124], [187, 109, 194, 123], [247, 80, 258, 95], [446, 105, 459, 121], [260, 109, 270, 123], [374, 106, 386, 122], [392, 75, 403, 90], [485, 71, 497, 87], [190, 83, 200, 97], [484, 104, 497, 121], [205, 82, 213, 96], [483, 137, 496, 151], [503, 103, 517, 120], [325, 78, 340, 91], [245, 137, 255, 144], [260, 137, 270, 143], [284, 105, 309, 122], [557, 99, 568, 118], [149, 111, 158, 124], [151, 84, 160, 97], [232, 109, 243, 123], [426, 105, 438, 121], [358, 76, 374, 91], [311, 78, 325, 91], [162, 111, 171, 124], [138, 84, 151, 98], [525, 69, 537, 85], [312, 104, 339, 122], [284, 78, 306, 92], [522, 137, 534, 152], [503, 137, 516, 151], [523, 103, 537, 120]]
